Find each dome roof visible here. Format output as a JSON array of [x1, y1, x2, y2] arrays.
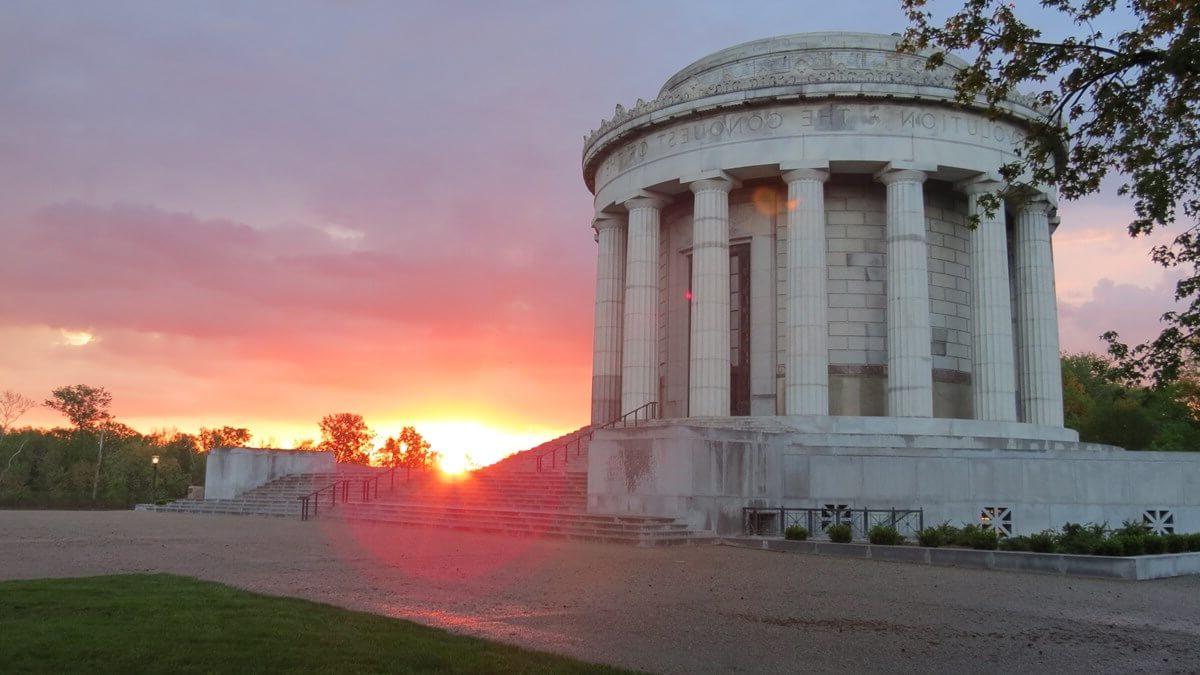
[[657, 32, 968, 98]]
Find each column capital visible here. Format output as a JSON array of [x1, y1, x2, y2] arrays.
[[875, 168, 927, 185], [1017, 195, 1054, 217], [957, 178, 1006, 196], [592, 214, 625, 232], [683, 170, 740, 194], [782, 168, 830, 184], [622, 193, 671, 211]]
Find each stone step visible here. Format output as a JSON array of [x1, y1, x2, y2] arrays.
[[321, 511, 694, 545]]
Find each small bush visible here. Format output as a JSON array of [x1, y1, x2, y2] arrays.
[[784, 525, 809, 541], [916, 528, 944, 548], [999, 536, 1031, 552], [1165, 534, 1189, 554], [1028, 530, 1058, 553], [933, 521, 961, 544], [1058, 522, 1107, 555], [1117, 519, 1149, 537], [1187, 533, 1200, 552], [1118, 535, 1146, 557], [868, 525, 904, 546], [1143, 535, 1167, 555], [955, 524, 982, 547], [827, 523, 853, 543], [968, 527, 1000, 551], [1093, 537, 1126, 556]]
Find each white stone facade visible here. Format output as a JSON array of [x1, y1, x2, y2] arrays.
[[580, 32, 1200, 534], [584, 32, 1059, 426]]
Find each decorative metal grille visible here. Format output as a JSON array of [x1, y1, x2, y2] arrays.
[[980, 506, 1013, 536], [1142, 509, 1175, 535], [743, 507, 924, 541]]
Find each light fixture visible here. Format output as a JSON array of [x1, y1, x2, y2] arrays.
[[151, 455, 160, 465]]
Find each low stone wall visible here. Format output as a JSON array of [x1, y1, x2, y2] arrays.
[[587, 416, 1200, 536], [722, 537, 1200, 580], [204, 447, 334, 500]]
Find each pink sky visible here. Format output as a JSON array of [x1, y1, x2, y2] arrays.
[[0, 1, 1175, 464]]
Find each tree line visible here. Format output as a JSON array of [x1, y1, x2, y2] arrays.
[[0, 385, 436, 508]]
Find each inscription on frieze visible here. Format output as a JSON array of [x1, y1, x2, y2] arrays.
[[595, 103, 1027, 185]]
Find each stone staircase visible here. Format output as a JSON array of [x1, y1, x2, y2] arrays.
[[140, 428, 705, 545]]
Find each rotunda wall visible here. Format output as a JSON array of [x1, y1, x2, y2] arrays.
[[591, 101, 1031, 210]]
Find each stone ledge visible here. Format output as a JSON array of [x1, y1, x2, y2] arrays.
[[720, 537, 1200, 580]]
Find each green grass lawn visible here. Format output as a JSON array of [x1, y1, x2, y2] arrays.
[[0, 574, 629, 674]]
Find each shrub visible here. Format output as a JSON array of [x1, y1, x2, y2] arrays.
[[933, 521, 961, 544], [1165, 534, 1189, 553], [999, 535, 1031, 552], [868, 525, 904, 546], [1187, 533, 1200, 552], [955, 524, 982, 547], [1118, 535, 1146, 556], [1093, 537, 1126, 557], [1117, 519, 1150, 537], [1028, 530, 1058, 553], [784, 525, 809, 541], [916, 528, 944, 548], [968, 527, 1000, 551], [1143, 535, 1167, 555], [827, 523, 853, 543], [1058, 522, 1107, 555]]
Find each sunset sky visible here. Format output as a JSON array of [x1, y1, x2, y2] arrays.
[[0, 1, 1175, 467]]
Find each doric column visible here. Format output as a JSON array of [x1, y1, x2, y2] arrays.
[[620, 195, 667, 415], [590, 215, 625, 425], [783, 168, 830, 415], [688, 177, 736, 416], [878, 169, 933, 417], [1014, 197, 1064, 426], [963, 181, 1018, 421]]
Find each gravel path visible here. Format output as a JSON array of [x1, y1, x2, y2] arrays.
[[2, 510, 1198, 673]]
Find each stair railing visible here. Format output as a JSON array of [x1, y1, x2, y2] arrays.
[[299, 478, 351, 521], [360, 462, 431, 503], [534, 401, 659, 473]]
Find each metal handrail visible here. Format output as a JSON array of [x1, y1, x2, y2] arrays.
[[534, 401, 659, 472], [300, 463, 433, 521], [298, 479, 351, 521]]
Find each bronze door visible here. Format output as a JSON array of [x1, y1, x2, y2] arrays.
[[730, 243, 751, 416]]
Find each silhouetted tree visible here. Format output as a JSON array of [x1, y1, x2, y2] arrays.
[[379, 426, 435, 469], [0, 391, 36, 487], [196, 426, 252, 453], [45, 385, 113, 500], [317, 413, 374, 465]]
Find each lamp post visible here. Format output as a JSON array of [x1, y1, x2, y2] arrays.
[[151, 455, 160, 502]]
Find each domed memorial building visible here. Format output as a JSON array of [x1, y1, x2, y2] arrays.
[[581, 33, 1200, 536]]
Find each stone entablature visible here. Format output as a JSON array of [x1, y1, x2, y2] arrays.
[[583, 32, 1044, 193]]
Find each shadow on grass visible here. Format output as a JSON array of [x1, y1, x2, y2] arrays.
[[0, 573, 632, 674]]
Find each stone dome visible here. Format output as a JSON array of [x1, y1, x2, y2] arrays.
[[581, 31, 1041, 193], [657, 32, 969, 98]]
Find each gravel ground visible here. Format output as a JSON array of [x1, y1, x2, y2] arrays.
[[2, 510, 1198, 674]]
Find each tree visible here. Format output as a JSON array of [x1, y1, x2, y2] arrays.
[[44, 385, 112, 431], [0, 391, 36, 487], [902, 0, 1200, 383], [379, 426, 435, 469], [0, 391, 36, 435], [317, 413, 374, 465], [45, 385, 114, 500], [1061, 352, 1200, 450], [196, 426, 251, 453]]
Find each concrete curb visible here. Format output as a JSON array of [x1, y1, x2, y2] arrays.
[[720, 536, 1200, 580]]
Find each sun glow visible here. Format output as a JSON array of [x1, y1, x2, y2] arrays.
[[59, 329, 95, 346], [373, 419, 565, 476]]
